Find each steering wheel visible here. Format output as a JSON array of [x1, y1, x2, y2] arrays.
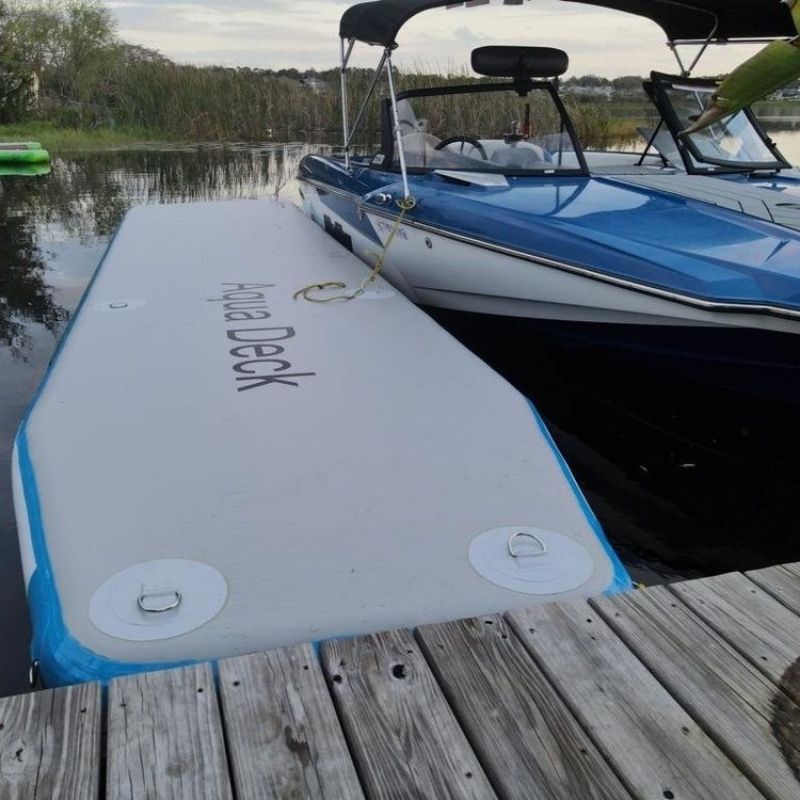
[[434, 136, 488, 160]]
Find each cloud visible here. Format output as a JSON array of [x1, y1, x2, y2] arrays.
[[103, 0, 761, 76], [453, 26, 489, 44]]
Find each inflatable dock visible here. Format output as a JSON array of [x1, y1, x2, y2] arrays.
[[13, 199, 630, 686], [0, 141, 50, 164]]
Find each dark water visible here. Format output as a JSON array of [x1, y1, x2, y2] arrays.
[[2, 141, 800, 696], [428, 310, 800, 586]]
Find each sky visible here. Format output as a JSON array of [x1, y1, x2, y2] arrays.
[[105, 0, 764, 78]]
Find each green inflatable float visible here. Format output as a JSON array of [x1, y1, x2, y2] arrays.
[[0, 141, 50, 164]]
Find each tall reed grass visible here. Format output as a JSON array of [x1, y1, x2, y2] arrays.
[[32, 57, 647, 150]]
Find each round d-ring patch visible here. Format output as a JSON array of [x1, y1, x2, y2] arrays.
[[469, 526, 594, 595], [89, 559, 227, 641]]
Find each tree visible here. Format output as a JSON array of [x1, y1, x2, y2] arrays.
[[611, 75, 644, 93], [574, 74, 611, 88], [0, 0, 33, 121], [4, 0, 120, 125]]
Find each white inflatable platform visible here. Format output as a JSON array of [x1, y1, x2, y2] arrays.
[[13, 199, 630, 686]]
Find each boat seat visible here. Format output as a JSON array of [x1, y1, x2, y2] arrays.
[[490, 144, 552, 169]]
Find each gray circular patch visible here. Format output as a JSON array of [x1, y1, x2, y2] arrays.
[[469, 526, 594, 595], [89, 559, 227, 641]]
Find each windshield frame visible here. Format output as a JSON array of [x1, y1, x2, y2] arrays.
[[648, 72, 790, 174], [374, 79, 589, 177]]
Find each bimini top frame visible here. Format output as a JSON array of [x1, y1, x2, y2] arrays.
[[339, 39, 413, 200]]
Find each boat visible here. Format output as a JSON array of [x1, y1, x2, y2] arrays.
[[13, 199, 629, 686], [298, 0, 800, 397], [0, 141, 50, 164]]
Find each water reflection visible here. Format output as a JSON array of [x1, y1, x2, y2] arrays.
[[16, 145, 309, 239], [0, 188, 69, 360], [756, 102, 800, 131], [1, 145, 314, 358]]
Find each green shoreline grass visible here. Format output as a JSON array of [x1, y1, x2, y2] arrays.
[[1, 114, 644, 154], [0, 122, 175, 152]]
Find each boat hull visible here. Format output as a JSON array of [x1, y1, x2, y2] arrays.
[[425, 306, 800, 403], [299, 178, 800, 337]]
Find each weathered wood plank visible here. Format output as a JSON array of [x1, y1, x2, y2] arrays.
[[218, 643, 364, 800], [593, 585, 800, 799], [416, 614, 630, 799], [0, 682, 100, 800], [507, 599, 761, 800], [107, 662, 233, 800], [320, 628, 496, 799], [747, 563, 800, 616], [671, 571, 800, 696]]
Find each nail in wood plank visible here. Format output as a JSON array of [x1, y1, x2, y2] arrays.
[[507, 599, 761, 800], [671, 571, 800, 696], [593, 585, 800, 799], [417, 614, 630, 799], [747, 563, 800, 616], [321, 629, 496, 799], [219, 644, 364, 800], [107, 663, 233, 800], [0, 682, 100, 800]]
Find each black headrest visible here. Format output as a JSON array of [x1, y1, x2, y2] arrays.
[[471, 46, 568, 79]]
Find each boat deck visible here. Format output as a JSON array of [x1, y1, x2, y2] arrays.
[[2, 562, 800, 798]]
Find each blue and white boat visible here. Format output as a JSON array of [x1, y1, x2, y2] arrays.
[[299, 0, 800, 394]]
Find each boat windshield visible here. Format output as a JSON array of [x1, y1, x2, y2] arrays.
[[660, 80, 786, 171], [392, 85, 584, 174]]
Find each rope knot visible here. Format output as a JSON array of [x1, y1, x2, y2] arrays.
[[295, 195, 416, 303]]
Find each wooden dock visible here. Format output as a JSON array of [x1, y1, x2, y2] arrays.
[[2, 563, 800, 799]]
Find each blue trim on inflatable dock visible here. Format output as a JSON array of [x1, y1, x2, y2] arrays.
[[16, 430, 193, 686], [527, 399, 632, 595], [14, 213, 193, 686]]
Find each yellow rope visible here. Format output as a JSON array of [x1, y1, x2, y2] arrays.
[[294, 196, 416, 303]]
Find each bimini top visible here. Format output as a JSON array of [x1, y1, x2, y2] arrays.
[[339, 0, 796, 47]]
